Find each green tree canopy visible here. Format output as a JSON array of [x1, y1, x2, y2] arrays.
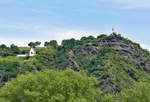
[[10, 44, 20, 54], [0, 44, 13, 57], [101, 82, 150, 102], [44, 40, 58, 48], [119, 82, 150, 102], [0, 44, 7, 49], [28, 41, 41, 48], [35, 41, 41, 47], [62, 38, 77, 51], [28, 42, 36, 48], [0, 69, 100, 102]]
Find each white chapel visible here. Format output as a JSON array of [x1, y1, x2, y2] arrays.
[[29, 48, 36, 56]]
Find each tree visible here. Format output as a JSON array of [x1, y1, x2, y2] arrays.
[[44, 40, 58, 49], [44, 41, 49, 47], [101, 94, 117, 102], [0, 44, 13, 57], [97, 34, 108, 40], [62, 38, 77, 51], [80, 36, 98, 46], [28, 41, 41, 48], [10, 44, 20, 54], [35, 41, 41, 47], [0, 70, 100, 102], [0, 44, 7, 49], [0, 98, 9, 102], [119, 82, 150, 102], [36, 46, 57, 69], [28, 42, 36, 48]]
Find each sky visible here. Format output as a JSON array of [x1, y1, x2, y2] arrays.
[[0, 0, 150, 50]]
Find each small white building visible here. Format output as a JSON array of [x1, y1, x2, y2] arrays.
[[29, 48, 36, 56], [17, 48, 36, 57]]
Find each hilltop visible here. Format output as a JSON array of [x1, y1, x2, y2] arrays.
[[0, 33, 150, 94]]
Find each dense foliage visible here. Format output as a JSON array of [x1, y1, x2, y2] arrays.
[[28, 41, 41, 48], [0, 44, 20, 57], [0, 70, 100, 102], [0, 33, 150, 101], [101, 82, 150, 102]]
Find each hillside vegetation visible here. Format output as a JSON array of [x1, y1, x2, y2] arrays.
[[0, 33, 150, 101]]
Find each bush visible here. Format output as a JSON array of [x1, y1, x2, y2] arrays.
[[0, 70, 100, 102], [97, 34, 108, 40], [120, 82, 150, 102]]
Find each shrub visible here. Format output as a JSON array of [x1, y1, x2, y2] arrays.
[[0, 70, 100, 102]]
